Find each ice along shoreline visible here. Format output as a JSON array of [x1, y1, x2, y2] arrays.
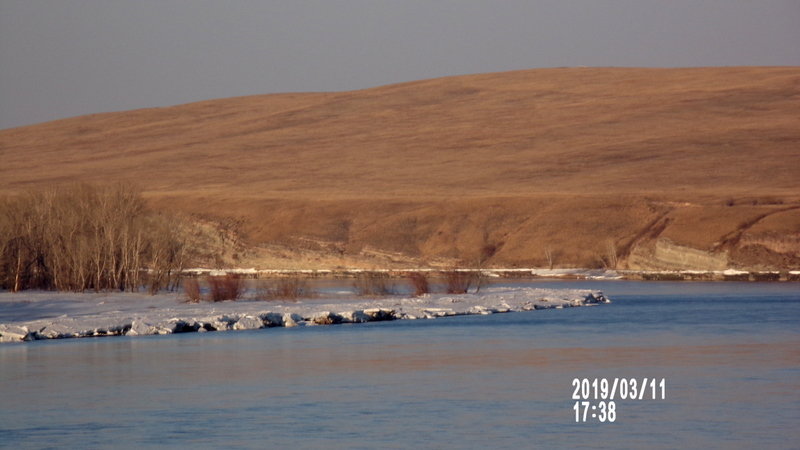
[[0, 287, 609, 344], [184, 267, 800, 282]]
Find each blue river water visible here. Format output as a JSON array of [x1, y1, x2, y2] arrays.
[[1, 281, 798, 449]]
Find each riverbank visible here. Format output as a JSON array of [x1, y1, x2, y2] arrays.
[[184, 267, 800, 282], [0, 287, 609, 343]]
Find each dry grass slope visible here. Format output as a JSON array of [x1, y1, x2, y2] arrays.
[[2, 67, 799, 269]]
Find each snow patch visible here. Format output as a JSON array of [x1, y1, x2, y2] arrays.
[[723, 269, 750, 275]]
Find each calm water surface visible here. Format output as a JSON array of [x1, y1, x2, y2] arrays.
[[1, 281, 798, 449]]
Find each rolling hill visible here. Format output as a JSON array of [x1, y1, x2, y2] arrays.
[[1, 67, 799, 270]]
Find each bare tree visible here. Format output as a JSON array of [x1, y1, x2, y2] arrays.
[[0, 183, 192, 293], [544, 246, 555, 270]]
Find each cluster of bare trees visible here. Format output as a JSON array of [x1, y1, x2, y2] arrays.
[[0, 184, 188, 293]]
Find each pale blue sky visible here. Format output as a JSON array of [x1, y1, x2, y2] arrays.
[[1, 0, 798, 129]]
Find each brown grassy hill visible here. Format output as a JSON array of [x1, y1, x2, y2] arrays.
[[1, 67, 799, 270]]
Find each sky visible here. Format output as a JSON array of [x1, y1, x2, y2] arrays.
[[1, 0, 799, 130]]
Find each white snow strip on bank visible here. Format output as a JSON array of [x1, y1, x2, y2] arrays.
[[179, 267, 624, 279], [0, 288, 609, 343]]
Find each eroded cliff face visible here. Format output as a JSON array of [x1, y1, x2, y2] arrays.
[[211, 200, 799, 272], [191, 196, 799, 271], [623, 205, 800, 271], [730, 233, 800, 270], [627, 239, 729, 271]]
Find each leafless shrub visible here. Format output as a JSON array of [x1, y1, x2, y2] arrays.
[[353, 272, 394, 296], [408, 272, 430, 296], [257, 277, 311, 301], [183, 277, 202, 303], [470, 236, 499, 293], [207, 274, 244, 302], [0, 183, 193, 293], [444, 270, 476, 294]]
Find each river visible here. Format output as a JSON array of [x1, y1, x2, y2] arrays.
[[1, 281, 798, 449]]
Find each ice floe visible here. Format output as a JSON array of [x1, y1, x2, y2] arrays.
[[0, 288, 609, 343]]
